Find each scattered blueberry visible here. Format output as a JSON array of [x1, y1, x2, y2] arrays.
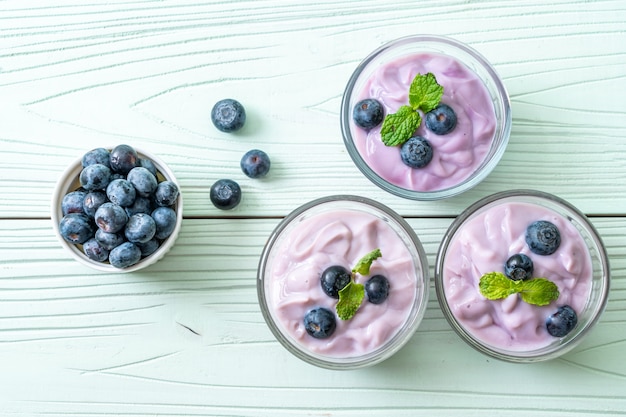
[[526, 220, 561, 255], [365, 275, 390, 304], [546, 305, 578, 337], [109, 144, 138, 175], [59, 213, 95, 244], [82, 148, 110, 168], [211, 98, 246, 132], [79, 163, 112, 191], [400, 136, 433, 168], [240, 149, 271, 179], [83, 238, 110, 262], [94, 202, 128, 234], [303, 307, 336, 339], [127, 167, 158, 198], [425, 103, 457, 135], [504, 254, 534, 281], [151, 206, 177, 239], [83, 191, 108, 218], [109, 241, 142, 268], [353, 98, 384, 129], [210, 179, 241, 210], [106, 178, 136, 207], [154, 181, 179, 207], [62, 190, 87, 215], [125, 213, 157, 244], [320, 265, 351, 299], [95, 229, 125, 250]]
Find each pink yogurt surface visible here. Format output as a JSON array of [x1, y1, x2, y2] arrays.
[[442, 202, 593, 351], [352, 52, 496, 191], [268, 210, 419, 358]]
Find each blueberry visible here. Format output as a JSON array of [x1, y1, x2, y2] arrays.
[[62, 190, 87, 215], [320, 265, 351, 299], [82, 148, 111, 168], [151, 206, 177, 239], [83, 238, 110, 262], [95, 228, 125, 250], [79, 163, 112, 191], [425, 103, 457, 135], [210, 179, 241, 210], [125, 213, 156, 244], [546, 305, 578, 337], [504, 254, 534, 281], [127, 167, 158, 198], [400, 136, 433, 168], [109, 241, 141, 269], [136, 238, 160, 258], [59, 213, 95, 244], [526, 220, 561, 255], [365, 275, 390, 304], [106, 178, 136, 207], [240, 149, 271, 179], [352, 98, 384, 129], [154, 181, 179, 207], [138, 158, 158, 177], [211, 98, 246, 132], [303, 307, 336, 339], [82, 191, 107, 218], [109, 144, 138, 175], [125, 196, 153, 217], [94, 202, 128, 233]]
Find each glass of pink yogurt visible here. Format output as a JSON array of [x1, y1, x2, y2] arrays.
[[341, 35, 511, 200], [257, 195, 429, 369], [435, 190, 610, 362]]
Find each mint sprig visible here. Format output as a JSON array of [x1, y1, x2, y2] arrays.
[[380, 72, 444, 147], [479, 272, 559, 307], [336, 249, 382, 320]]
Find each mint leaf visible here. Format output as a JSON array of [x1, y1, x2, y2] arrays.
[[380, 105, 421, 147], [519, 278, 560, 306], [352, 248, 382, 276], [408, 72, 444, 113], [479, 272, 519, 300], [337, 281, 365, 320]]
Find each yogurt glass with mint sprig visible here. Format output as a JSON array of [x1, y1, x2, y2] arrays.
[[341, 35, 511, 200]]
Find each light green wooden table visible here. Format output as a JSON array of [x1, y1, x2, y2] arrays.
[[1, 1, 625, 415]]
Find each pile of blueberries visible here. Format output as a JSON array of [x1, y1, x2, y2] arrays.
[[58, 144, 179, 269]]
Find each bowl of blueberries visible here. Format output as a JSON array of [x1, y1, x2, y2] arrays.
[[52, 144, 183, 272]]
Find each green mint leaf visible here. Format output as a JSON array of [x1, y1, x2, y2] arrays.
[[519, 278, 560, 306], [408, 72, 444, 113], [380, 105, 421, 147], [352, 248, 382, 276], [336, 281, 365, 320], [479, 272, 519, 300]]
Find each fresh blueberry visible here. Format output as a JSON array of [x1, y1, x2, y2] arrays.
[[136, 238, 160, 258], [546, 305, 578, 337], [138, 158, 158, 177], [82, 148, 111, 168], [127, 167, 158, 198], [210, 179, 241, 210], [125, 213, 156, 244], [353, 98, 384, 129], [95, 229, 125, 250], [425, 103, 457, 135], [106, 178, 136, 207], [303, 307, 336, 339], [109, 144, 138, 175], [109, 241, 142, 269], [504, 254, 534, 281], [79, 163, 112, 191], [151, 206, 177, 239], [82, 191, 107, 218], [154, 181, 179, 207], [94, 202, 128, 234], [83, 237, 109, 262], [125, 196, 153, 217], [211, 98, 246, 132], [320, 265, 351, 299], [400, 136, 433, 168], [59, 213, 95, 244], [240, 149, 271, 179], [526, 220, 561, 255], [365, 275, 390, 304], [62, 190, 87, 215]]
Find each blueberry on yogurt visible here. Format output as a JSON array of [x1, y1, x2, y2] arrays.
[[320, 265, 352, 299], [400, 136, 433, 168], [365, 275, 390, 304], [546, 305, 578, 337], [425, 103, 457, 135], [526, 220, 561, 255], [353, 98, 384, 129], [504, 254, 534, 281], [304, 307, 337, 339]]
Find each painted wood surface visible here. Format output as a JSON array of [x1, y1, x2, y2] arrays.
[[1, 1, 626, 415]]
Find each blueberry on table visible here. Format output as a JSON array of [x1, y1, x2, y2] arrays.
[[353, 98, 384, 129], [62, 190, 87, 215], [83, 238, 110, 262], [83, 191, 108, 218], [59, 213, 95, 244], [106, 178, 137, 207], [365, 275, 390, 304], [154, 181, 179, 207], [125, 213, 156, 244], [79, 163, 112, 191], [211, 98, 246, 132], [320, 265, 352, 299], [151, 206, 177, 239], [504, 253, 534, 281], [400, 136, 433, 168], [303, 307, 337, 339], [95, 202, 128, 234], [425, 103, 457, 135], [95, 228, 125, 250], [109, 241, 142, 269], [546, 305, 578, 337], [210, 179, 241, 210], [82, 147, 111, 168], [127, 167, 158, 198], [526, 220, 561, 255], [109, 144, 138, 175], [240, 149, 271, 179]]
